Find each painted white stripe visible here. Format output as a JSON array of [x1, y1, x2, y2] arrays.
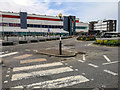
[[0, 52, 4, 54], [13, 75, 89, 88], [104, 70, 118, 76], [25, 49, 31, 51], [78, 60, 84, 63], [6, 75, 9, 77], [4, 81, 8, 83], [102, 61, 119, 65], [7, 71, 10, 73], [88, 63, 98, 68], [83, 54, 86, 61], [103, 55, 111, 62], [33, 50, 38, 52], [12, 67, 73, 81], [13, 62, 63, 72], [0, 52, 18, 58]]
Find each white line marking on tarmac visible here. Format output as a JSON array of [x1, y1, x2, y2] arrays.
[[65, 63, 68, 65], [4, 81, 8, 83], [75, 69, 78, 71], [102, 61, 119, 65], [82, 73, 85, 75], [6, 75, 9, 77], [20, 58, 47, 64], [103, 70, 118, 76], [0, 52, 18, 58], [12, 67, 73, 81], [78, 60, 84, 63], [25, 49, 31, 51], [88, 63, 98, 68], [0, 52, 4, 54], [33, 50, 38, 52], [13, 62, 63, 72], [7, 71, 10, 73], [12, 75, 89, 88], [103, 55, 111, 62], [83, 54, 86, 61], [14, 54, 32, 59]]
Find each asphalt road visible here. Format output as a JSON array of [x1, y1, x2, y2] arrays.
[[0, 38, 119, 89]]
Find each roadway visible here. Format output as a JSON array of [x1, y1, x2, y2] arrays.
[[0, 38, 119, 89]]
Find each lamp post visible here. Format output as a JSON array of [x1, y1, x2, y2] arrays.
[[58, 13, 62, 55]]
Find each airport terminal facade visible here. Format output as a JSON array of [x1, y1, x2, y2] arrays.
[[0, 11, 88, 37]]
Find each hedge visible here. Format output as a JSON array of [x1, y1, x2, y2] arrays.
[[77, 35, 96, 41], [93, 39, 120, 46]]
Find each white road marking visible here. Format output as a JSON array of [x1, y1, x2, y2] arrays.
[[12, 67, 73, 81], [83, 54, 86, 61], [91, 79, 94, 81], [20, 58, 47, 64], [33, 50, 38, 52], [5, 51, 8, 53], [88, 63, 98, 68], [78, 60, 84, 63], [65, 63, 68, 65], [25, 49, 31, 51], [75, 69, 78, 71], [6, 75, 9, 77], [7, 71, 10, 73], [14, 54, 32, 59], [102, 61, 119, 65], [103, 55, 111, 62], [0, 52, 18, 58], [8, 68, 11, 70], [13, 75, 89, 88], [4, 81, 8, 83], [103, 70, 118, 76], [82, 73, 85, 75], [0, 52, 4, 54], [70, 66, 73, 68], [13, 62, 63, 72]]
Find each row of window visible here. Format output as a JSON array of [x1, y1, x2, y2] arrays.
[[0, 23, 20, 27], [0, 23, 63, 29], [27, 24, 63, 28], [0, 23, 88, 30], [76, 27, 88, 29]]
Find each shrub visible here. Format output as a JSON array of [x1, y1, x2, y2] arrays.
[[94, 39, 120, 46], [96, 39, 104, 45], [77, 35, 96, 41], [104, 40, 109, 45]]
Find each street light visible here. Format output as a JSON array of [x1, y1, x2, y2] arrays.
[[58, 13, 62, 55]]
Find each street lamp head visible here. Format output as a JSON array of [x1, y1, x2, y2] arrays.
[[58, 13, 62, 19]]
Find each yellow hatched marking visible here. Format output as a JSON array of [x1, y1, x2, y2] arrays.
[[20, 58, 47, 64], [14, 54, 32, 59]]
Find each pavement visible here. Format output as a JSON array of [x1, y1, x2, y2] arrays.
[[0, 38, 119, 89]]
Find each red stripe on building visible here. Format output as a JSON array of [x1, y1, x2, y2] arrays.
[[2, 15, 20, 18], [27, 16, 60, 21], [2, 14, 79, 23]]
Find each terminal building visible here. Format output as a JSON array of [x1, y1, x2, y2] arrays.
[[89, 20, 117, 35], [0, 11, 88, 37]]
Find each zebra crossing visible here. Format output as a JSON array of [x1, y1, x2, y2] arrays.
[[2, 51, 90, 88], [11, 62, 89, 88]]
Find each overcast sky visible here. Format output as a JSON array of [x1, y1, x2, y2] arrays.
[[0, 0, 119, 23]]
